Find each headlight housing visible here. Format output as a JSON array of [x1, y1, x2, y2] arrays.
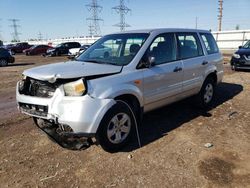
[[233, 53, 240, 59], [63, 79, 87, 96]]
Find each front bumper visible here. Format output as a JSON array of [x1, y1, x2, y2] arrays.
[[231, 56, 250, 69], [16, 82, 116, 135]]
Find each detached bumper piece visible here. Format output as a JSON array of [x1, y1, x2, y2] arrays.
[[33, 118, 94, 150]]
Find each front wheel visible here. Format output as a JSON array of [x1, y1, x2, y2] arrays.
[[96, 101, 135, 152], [0, 59, 8, 67], [197, 77, 216, 108]]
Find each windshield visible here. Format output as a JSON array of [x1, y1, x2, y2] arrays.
[[77, 33, 149, 66], [56, 44, 62, 48], [243, 40, 250, 49]]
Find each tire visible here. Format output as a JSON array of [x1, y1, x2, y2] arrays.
[[55, 51, 60, 56], [231, 64, 238, 71], [197, 77, 216, 108], [96, 101, 135, 152], [0, 59, 8, 67]]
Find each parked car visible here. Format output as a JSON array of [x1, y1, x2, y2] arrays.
[[16, 28, 223, 152], [68, 45, 91, 57], [6, 42, 32, 54], [0, 48, 15, 67], [230, 40, 250, 70], [23, 45, 52, 55], [45, 42, 81, 56]]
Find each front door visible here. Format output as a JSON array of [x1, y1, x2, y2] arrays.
[[143, 33, 183, 111]]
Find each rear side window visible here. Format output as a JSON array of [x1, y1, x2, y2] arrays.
[[200, 33, 219, 54], [176, 33, 203, 59]]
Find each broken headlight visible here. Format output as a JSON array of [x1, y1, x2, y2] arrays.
[[63, 79, 86, 96]]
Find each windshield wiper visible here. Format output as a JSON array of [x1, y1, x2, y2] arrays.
[[83, 60, 120, 66]]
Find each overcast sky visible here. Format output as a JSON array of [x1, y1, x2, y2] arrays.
[[0, 0, 249, 41]]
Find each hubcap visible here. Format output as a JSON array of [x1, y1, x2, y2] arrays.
[[204, 83, 214, 104], [107, 113, 131, 144], [0, 59, 7, 67]]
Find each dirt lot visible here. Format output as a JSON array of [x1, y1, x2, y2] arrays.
[[0, 55, 249, 188]]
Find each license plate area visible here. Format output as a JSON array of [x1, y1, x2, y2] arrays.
[[19, 102, 48, 117]]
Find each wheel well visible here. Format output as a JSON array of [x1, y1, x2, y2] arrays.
[[206, 72, 217, 84], [114, 94, 142, 122]]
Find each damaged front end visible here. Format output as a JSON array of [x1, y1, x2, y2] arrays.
[[33, 118, 94, 150]]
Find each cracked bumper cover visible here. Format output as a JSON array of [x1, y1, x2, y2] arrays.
[[16, 81, 116, 135]]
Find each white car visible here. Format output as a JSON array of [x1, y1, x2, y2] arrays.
[[68, 45, 91, 57], [16, 28, 223, 152]]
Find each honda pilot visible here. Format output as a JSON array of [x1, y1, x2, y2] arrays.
[[16, 29, 223, 152]]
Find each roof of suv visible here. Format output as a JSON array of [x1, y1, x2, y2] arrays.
[[113, 28, 211, 34]]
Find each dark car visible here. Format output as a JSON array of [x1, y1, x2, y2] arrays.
[[23, 45, 52, 55], [0, 48, 15, 67], [6, 42, 33, 54], [45, 42, 81, 56], [231, 40, 250, 70]]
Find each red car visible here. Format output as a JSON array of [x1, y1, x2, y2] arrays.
[[23, 45, 52, 55]]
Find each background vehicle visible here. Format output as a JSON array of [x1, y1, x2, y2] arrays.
[[231, 40, 250, 70], [6, 42, 32, 54], [16, 29, 223, 152], [68, 45, 90, 58], [45, 42, 81, 56], [23, 45, 52, 55], [0, 47, 15, 67]]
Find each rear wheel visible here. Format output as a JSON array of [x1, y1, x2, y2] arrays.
[[197, 77, 216, 108], [0, 59, 8, 67], [96, 101, 135, 152]]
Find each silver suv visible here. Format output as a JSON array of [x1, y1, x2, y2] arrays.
[[16, 29, 223, 152]]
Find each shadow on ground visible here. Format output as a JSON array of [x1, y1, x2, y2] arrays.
[[123, 82, 243, 152], [8, 63, 35, 67]]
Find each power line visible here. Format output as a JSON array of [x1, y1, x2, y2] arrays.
[[86, 0, 103, 36], [218, 0, 223, 31], [9, 19, 21, 42], [112, 0, 131, 31]]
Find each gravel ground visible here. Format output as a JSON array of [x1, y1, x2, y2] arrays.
[[0, 54, 249, 188]]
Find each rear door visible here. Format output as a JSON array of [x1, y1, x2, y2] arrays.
[[142, 33, 183, 109], [176, 32, 205, 94]]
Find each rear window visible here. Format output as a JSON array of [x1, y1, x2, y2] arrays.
[[176, 33, 203, 59], [200, 33, 219, 54]]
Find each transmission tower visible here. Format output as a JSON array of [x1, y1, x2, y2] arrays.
[[218, 0, 223, 31], [112, 0, 131, 31], [38, 31, 43, 41], [86, 0, 103, 36], [9, 19, 21, 42]]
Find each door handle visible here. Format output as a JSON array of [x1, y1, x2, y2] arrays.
[[202, 61, 208, 65], [173, 67, 182, 72]]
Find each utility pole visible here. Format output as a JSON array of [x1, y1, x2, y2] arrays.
[[86, 0, 103, 36], [0, 19, 2, 40], [112, 0, 131, 31], [218, 0, 223, 31], [195, 17, 198, 29], [9, 19, 21, 42]]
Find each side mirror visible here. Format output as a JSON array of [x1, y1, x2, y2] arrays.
[[138, 56, 156, 69], [239, 46, 242, 49]]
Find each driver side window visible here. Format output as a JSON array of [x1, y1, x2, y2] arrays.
[[149, 33, 177, 65]]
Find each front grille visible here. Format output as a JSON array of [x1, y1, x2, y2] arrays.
[[19, 78, 56, 98], [19, 102, 48, 117]]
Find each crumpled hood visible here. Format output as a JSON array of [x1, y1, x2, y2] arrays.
[[23, 61, 122, 82]]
